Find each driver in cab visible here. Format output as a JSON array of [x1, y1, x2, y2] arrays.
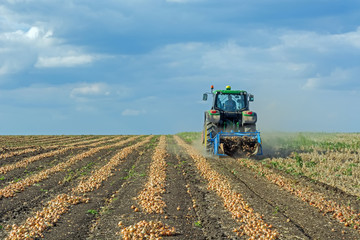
[[224, 95, 236, 111]]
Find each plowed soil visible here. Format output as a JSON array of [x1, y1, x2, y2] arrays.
[[221, 136, 259, 156], [0, 135, 359, 239]]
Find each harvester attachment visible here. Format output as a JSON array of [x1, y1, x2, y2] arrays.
[[209, 131, 262, 157]]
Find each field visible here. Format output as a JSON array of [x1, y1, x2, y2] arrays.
[[0, 133, 359, 239]]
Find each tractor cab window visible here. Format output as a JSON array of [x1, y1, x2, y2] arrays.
[[215, 93, 247, 111]]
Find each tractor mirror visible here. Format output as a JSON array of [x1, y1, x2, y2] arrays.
[[203, 93, 208, 101], [249, 94, 254, 102]]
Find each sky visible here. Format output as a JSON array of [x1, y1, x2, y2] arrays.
[[0, 0, 360, 135]]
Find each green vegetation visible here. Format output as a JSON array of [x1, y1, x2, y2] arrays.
[[13, 178, 21, 183], [176, 132, 201, 144], [305, 161, 317, 168], [63, 171, 76, 183], [174, 160, 186, 169], [81, 162, 95, 175], [261, 132, 360, 197], [294, 152, 303, 168], [145, 135, 159, 150], [263, 132, 360, 152], [122, 165, 136, 180], [273, 206, 280, 215], [87, 209, 98, 215], [121, 164, 145, 180], [194, 221, 202, 228], [63, 162, 96, 183]]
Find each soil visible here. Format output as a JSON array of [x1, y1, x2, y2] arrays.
[[210, 157, 360, 239], [0, 135, 359, 240]]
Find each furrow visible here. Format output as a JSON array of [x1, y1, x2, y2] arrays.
[[237, 157, 360, 234], [73, 136, 152, 193], [0, 136, 93, 154], [118, 136, 177, 239], [0, 136, 113, 162], [0, 136, 138, 198], [0, 148, 44, 160], [5, 194, 89, 240], [174, 136, 279, 239], [5, 136, 151, 239], [0, 136, 123, 175]]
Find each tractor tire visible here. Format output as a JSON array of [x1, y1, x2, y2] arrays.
[[202, 123, 205, 145], [205, 120, 217, 153]]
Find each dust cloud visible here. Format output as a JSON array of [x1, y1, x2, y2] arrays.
[[185, 132, 299, 159], [190, 137, 212, 157]]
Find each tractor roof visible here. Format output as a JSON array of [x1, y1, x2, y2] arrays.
[[214, 90, 247, 94]]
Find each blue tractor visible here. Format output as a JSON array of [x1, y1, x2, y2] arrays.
[[202, 85, 262, 156]]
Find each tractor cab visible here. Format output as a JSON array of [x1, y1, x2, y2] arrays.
[[203, 86, 254, 112], [213, 91, 248, 112]]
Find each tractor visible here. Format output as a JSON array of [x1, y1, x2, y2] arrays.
[[202, 85, 262, 156]]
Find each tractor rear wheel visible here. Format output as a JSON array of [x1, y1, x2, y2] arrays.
[[205, 120, 217, 153]]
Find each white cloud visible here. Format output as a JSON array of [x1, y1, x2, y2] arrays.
[[0, 64, 11, 75], [303, 78, 320, 90], [0, 82, 134, 118], [70, 83, 111, 99], [303, 68, 360, 91], [69, 82, 132, 112], [36, 55, 94, 68], [339, 27, 360, 48], [158, 29, 360, 91], [0, 26, 54, 44], [0, 24, 100, 75], [26, 26, 42, 39]]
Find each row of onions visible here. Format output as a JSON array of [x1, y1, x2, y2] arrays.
[[136, 135, 167, 214], [5, 194, 89, 240], [120, 136, 176, 239], [0, 135, 71, 149], [119, 220, 175, 240], [5, 136, 151, 239], [0, 147, 50, 161], [73, 136, 152, 193], [237, 158, 360, 233], [174, 136, 279, 240], [0, 136, 123, 175], [0, 135, 111, 161], [0, 136, 138, 198]]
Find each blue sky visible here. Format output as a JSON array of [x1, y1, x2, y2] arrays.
[[0, 0, 359, 134]]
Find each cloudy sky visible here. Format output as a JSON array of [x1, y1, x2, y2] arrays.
[[0, 0, 359, 134]]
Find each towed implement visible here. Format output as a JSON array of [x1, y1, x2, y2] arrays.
[[202, 85, 262, 156]]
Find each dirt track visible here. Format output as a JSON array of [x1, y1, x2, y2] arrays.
[[0, 135, 359, 239]]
